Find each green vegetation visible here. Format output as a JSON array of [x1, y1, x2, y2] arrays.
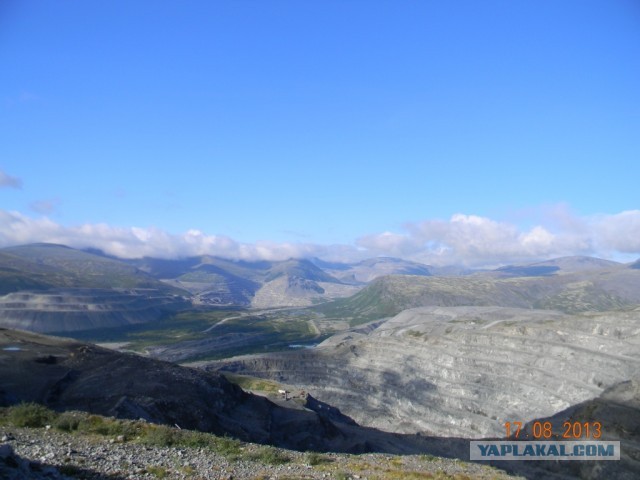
[[247, 445, 291, 465], [533, 286, 628, 314], [61, 306, 329, 362], [59, 308, 237, 345], [0, 244, 183, 293], [0, 404, 517, 479], [420, 454, 438, 462], [305, 451, 332, 466], [54, 411, 82, 432], [0, 404, 243, 459], [313, 277, 406, 326], [145, 465, 169, 478], [4, 402, 55, 427], [222, 373, 283, 393]]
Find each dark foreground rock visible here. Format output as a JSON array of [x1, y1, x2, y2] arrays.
[[0, 328, 459, 455]]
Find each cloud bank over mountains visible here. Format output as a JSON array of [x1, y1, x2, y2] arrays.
[[357, 211, 640, 266], [1, 207, 639, 267]]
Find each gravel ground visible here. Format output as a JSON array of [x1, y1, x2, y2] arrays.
[[1, 426, 524, 479]]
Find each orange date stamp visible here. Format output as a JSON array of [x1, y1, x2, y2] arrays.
[[505, 421, 602, 440]]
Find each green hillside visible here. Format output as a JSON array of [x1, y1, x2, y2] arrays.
[[0, 244, 182, 294], [315, 267, 640, 326]]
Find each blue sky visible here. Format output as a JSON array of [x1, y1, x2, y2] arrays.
[[1, 1, 640, 265]]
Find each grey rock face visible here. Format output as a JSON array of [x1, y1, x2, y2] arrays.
[[209, 306, 640, 438]]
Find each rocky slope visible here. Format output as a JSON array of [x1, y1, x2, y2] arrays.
[[0, 289, 188, 333], [207, 306, 640, 439], [0, 425, 521, 480], [0, 327, 473, 456], [0, 328, 350, 452], [316, 256, 435, 284], [134, 255, 356, 308]]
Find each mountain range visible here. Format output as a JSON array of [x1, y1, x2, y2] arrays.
[[1, 243, 640, 335], [1, 242, 640, 478]]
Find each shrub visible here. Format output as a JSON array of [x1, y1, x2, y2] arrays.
[[78, 415, 110, 435], [76, 415, 140, 439], [304, 451, 330, 466], [55, 412, 82, 432], [140, 425, 181, 447], [212, 436, 243, 458], [146, 465, 169, 478], [7, 402, 56, 428]]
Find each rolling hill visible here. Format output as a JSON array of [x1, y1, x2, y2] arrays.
[[314, 256, 435, 284], [314, 260, 640, 325], [131, 255, 356, 308], [0, 244, 189, 333], [0, 244, 179, 293]]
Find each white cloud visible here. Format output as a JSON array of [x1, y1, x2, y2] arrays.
[[593, 210, 640, 253], [0, 209, 351, 261], [0, 170, 22, 189], [356, 231, 421, 256], [0, 207, 639, 266], [356, 211, 626, 267]]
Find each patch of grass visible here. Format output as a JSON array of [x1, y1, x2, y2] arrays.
[[304, 451, 331, 466], [140, 424, 182, 447], [54, 411, 82, 432], [181, 465, 195, 475], [420, 454, 439, 462], [247, 446, 291, 465], [146, 465, 169, 478], [212, 436, 243, 458], [1, 405, 252, 466], [5, 402, 56, 428], [222, 373, 283, 393], [77, 414, 141, 439], [345, 461, 370, 472], [139, 424, 242, 459]]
